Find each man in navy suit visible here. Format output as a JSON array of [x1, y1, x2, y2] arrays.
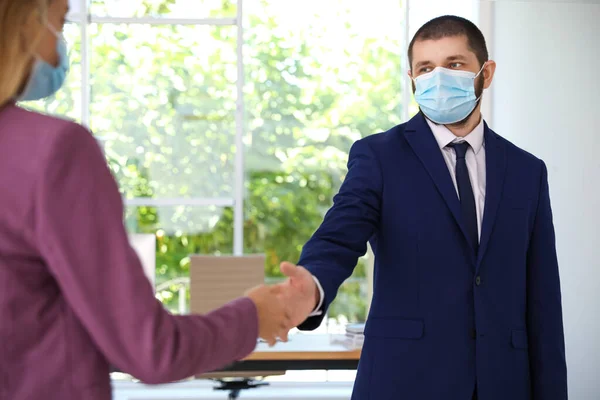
[[277, 15, 568, 400]]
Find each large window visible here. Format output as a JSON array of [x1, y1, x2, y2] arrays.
[[26, 0, 483, 328]]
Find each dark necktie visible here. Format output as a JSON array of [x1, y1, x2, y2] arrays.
[[448, 142, 478, 253]]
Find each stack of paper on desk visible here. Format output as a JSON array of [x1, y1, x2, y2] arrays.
[[346, 323, 365, 335], [331, 323, 365, 349], [345, 323, 365, 347]]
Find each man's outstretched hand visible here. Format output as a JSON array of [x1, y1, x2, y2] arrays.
[[277, 262, 320, 327]]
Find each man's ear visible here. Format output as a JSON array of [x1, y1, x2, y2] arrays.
[[482, 60, 497, 90]]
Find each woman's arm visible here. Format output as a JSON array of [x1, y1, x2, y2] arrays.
[[31, 123, 261, 384]]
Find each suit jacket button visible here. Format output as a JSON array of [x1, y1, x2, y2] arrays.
[[475, 276, 482, 286]]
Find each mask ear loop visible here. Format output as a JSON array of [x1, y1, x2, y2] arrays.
[[31, 23, 63, 59], [474, 61, 487, 79], [47, 23, 68, 52], [46, 22, 61, 38], [15, 24, 53, 101], [473, 61, 488, 104], [38, 23, 69, 70]]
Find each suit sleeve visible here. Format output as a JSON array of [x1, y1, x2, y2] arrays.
[[526, 161, 568, 399], [298, 138, 382, 330], [32, 124, 259, 384]]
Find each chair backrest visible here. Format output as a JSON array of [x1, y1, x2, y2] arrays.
[[128, 233, 156, 290], [189, 255, 265, 314]]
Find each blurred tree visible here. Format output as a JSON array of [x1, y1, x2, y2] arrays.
[[22, 0, 404, 323]]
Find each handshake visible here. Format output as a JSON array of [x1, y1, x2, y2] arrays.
[[245, 262, 319, 346]]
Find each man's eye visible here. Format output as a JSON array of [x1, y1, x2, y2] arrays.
[[450, 62, 463, 68], [420, 67, 433, 73]]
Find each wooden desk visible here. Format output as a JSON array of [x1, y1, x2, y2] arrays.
[[202, 335, 361, 399], [219, 334, 362, 372]]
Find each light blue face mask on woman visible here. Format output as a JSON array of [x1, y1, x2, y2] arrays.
[[413, 64, 485, 125], [18, 24, 70, 102]]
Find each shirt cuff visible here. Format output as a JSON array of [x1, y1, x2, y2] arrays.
[[308, 275, 325, 317]]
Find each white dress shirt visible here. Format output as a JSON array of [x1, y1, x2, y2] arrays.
[[310, 117, 487, 316], [425, 117, 486, 239]]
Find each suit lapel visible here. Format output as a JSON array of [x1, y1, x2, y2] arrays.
[[404, 113, 477, 258], [476, 124, 507, 269]]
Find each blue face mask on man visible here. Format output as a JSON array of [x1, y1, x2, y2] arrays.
[[413, 64, 485, 125], [18, 24, 70, 102]]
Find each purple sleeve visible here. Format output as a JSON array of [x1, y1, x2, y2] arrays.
[[32, 124, 259, 384]]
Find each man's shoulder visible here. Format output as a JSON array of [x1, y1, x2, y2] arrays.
[[356, 122, 408, 150]]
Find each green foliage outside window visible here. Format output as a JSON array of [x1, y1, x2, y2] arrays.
[[25, 0, 404, 324]]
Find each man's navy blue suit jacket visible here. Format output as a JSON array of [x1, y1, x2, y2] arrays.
[[298, 113, 567, 400]]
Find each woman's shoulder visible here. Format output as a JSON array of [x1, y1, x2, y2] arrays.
[[1, 103, 97, 151], [0, 104, 102, 179], [2, 103, 89, 136]]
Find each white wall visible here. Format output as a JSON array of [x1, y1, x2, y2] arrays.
[[489, 1, 600, 399]]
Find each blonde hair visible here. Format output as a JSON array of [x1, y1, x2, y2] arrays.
[[0, 0, 48, 105]]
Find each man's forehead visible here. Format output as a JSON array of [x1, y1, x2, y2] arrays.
[[411, 36, 476, 63], [413, 35, 470, 54]]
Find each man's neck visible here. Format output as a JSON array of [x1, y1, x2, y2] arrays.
[[445, 109, 482, 138]]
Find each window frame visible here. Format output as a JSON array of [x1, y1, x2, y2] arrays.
[[65, 0, 429, 323], [70, 1, 246, 255], [70, 0, 412, 259]]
